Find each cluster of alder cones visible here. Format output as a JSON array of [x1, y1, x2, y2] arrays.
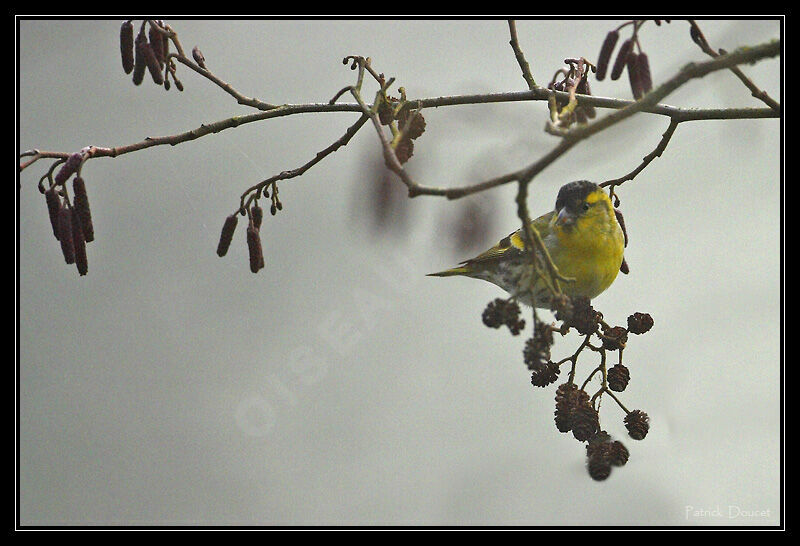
[[483, 294, 653, 481]]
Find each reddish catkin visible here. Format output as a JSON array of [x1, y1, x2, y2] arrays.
[[637, 53, 653, 94], [161, 23, 170, 65], [141, 42, 164, 85], [57, 205, 75, 264], [120, 20, 135, 74], [72, 177, 94, 242], [595, 30, 619, 81], [71, 208, 88, 276], [627, 52, 644, 99], [132, 27, 148, 86], [54, 152, 82, 186], [251, 204, 264, 231], [148, 21, 165, 67], [610, 38, 633, 81], [246, 221, 264, 273], [216, 214, 238, 257], [45, 187, 62, 240]]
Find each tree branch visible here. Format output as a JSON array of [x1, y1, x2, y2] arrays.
[[19, 80, 778, 174], [151, 19, 279, 111], [402, 38, 780, 200], [508, 20, 537, 90], [236, 113, 370, 214], [688, 19, 780, 111], [600, 118, 679, 191]]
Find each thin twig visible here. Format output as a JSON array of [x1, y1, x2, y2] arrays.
[[515, 178, 572, 301], [171, 55, 278, 110], [236, 114, 370, 214], [147, 19, 278, 111], [688, 20, 780, 111], [408, 90, 778, 121], [562, 334, 593, 385], [18, 103, 367, 171], [507, 20, 537, 90], [603, 388, 631, 414], [600, 118, 680, 191]]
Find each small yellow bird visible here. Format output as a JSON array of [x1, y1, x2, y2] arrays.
[[429, 180, 627, 308]]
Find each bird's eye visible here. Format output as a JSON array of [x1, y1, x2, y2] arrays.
[[582, 202, 591, 212]]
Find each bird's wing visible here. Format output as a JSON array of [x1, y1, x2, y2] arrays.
[[462, 210, 555, 266]]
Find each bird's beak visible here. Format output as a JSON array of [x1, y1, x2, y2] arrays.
[[556, 207, 575, 227]]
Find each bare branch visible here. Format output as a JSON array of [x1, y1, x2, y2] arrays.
[[600, 118, 680, 191], [19, 66, 778, 174], [236, 113, 370, 214], [152, 19, 279, 110], [688, 20, 780, 111], [508, 20, 537, 90], [171, 55, 278, 110], [18, 102, 365, 172]]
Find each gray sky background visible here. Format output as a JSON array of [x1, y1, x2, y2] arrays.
[[18, 19, 781, 526]]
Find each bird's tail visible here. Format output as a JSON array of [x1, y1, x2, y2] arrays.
[[427, 266, 470, 277]]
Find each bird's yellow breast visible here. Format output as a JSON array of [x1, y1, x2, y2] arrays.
[[548, 209, 625, 300]]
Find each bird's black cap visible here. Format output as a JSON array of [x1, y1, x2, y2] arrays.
[[555, 180, 599, 211]]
